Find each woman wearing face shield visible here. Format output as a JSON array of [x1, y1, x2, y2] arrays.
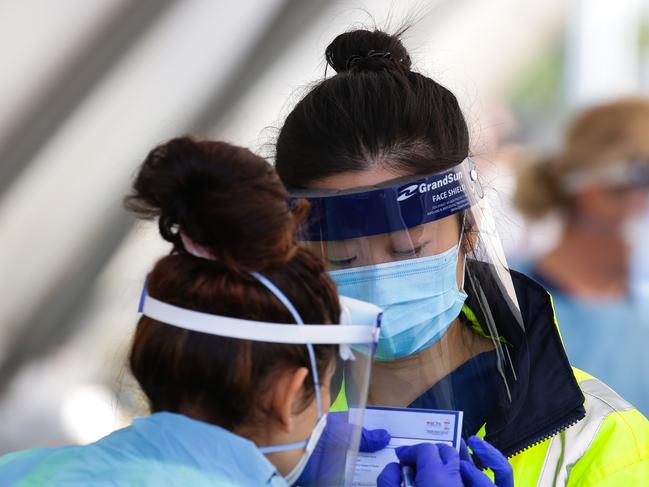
[[0, 138, 387, 486], [275, 29, 649, 486], [513, 98, 649, 417]]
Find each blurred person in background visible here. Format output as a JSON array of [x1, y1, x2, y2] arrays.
[[514, 98, 649, 417], [275, 28, 649, 486]]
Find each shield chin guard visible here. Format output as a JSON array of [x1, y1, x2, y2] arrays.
[[138, 275, 381, 486], [291, 158, 530, 440]]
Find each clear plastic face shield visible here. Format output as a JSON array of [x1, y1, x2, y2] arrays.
[[138, 273, 381, 486], [292, 158, 528, 439], [561, 158, 649, 195]]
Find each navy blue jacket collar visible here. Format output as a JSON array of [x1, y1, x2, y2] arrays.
[[465, 263, 585, 457]]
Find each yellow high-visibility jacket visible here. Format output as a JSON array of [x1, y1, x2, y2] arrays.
[[508, 367, 649, 486], [480, 271, 649, 485], [333, 268, 649, 486]]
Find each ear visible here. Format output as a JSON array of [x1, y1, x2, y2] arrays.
[[462, 231, 478, 253], [271, 367, 309, 433]]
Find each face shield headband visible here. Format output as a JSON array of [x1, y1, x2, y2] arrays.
[[561, 159, 649, 194], [137, 273, 381, 448], [291, 158, 482, 242]]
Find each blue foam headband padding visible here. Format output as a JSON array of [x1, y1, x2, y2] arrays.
[[295, 166, 474, 241]]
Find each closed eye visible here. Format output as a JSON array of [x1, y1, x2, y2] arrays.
[[327, 255, 358, 268], [391, 242, 428, 258]]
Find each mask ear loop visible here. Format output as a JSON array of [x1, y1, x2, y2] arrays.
[[250, 272, 323, 419], [458, 212, 467, 290]]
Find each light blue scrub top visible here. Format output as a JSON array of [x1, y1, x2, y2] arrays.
[[515, 262, 649, 416], [0, 412, 289, 486]]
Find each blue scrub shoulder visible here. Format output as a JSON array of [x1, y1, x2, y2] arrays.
[[0, 412, 288, 486], [511, 259, 649, 417]]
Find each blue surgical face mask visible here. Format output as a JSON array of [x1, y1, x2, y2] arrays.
[[329, 244, 467, 361]]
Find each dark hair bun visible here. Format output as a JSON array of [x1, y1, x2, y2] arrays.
[[325, 29, 411, 73], [125, 136, 303, 271]]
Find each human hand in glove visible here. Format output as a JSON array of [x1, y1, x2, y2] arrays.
[[292, 412, 390, 486], [459, 436, 513, 487], [377, 442, 462, 487]]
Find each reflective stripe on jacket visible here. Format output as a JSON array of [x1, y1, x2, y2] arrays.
[[509, 367, 649, 486]]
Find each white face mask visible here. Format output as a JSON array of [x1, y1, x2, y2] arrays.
[[281, 413, 328, 485], [623, 205, 649, 299], [622, 209, 649, 245], [258, 413, 328, 484]]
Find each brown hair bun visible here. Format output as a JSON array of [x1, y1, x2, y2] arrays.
[[125, 136, 304, 271], [513, 155, 565, 220]]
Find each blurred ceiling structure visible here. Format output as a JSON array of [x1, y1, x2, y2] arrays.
[[1, 0, 644, 451]]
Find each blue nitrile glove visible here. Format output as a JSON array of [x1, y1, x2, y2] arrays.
[[459, 436, 513, 487], [377, 443, 462, 487], [293, 412, 390, 486]]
